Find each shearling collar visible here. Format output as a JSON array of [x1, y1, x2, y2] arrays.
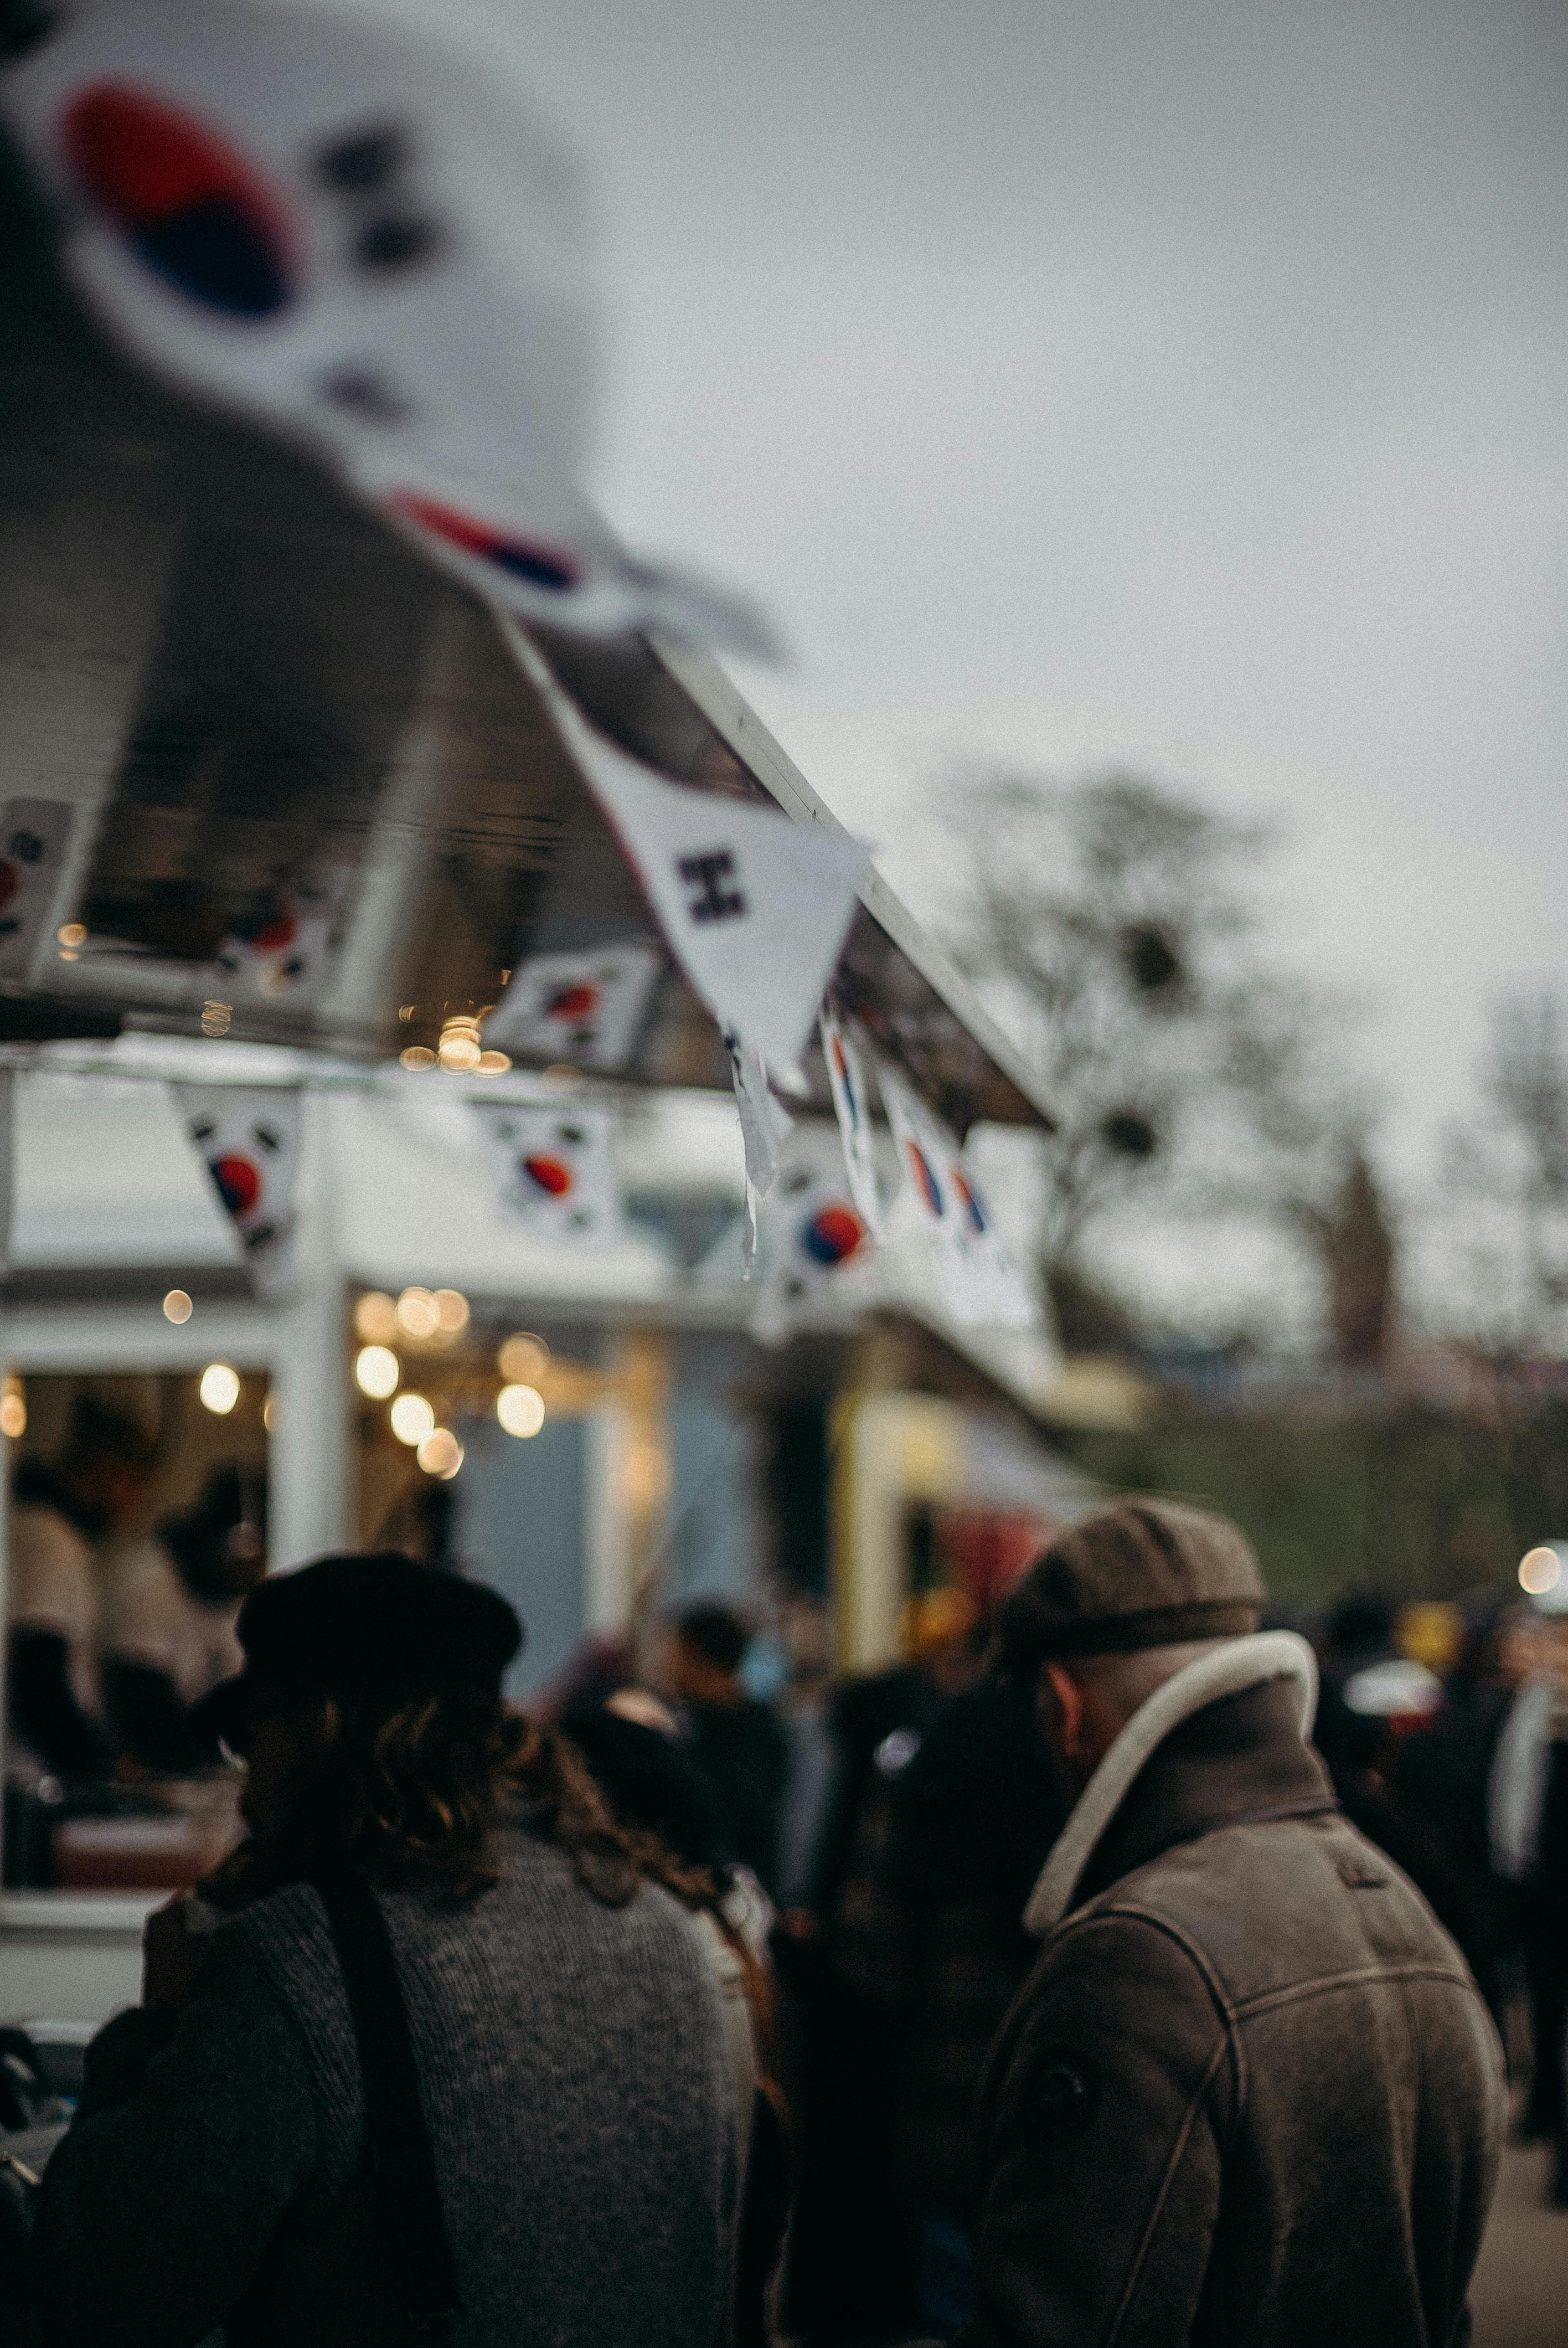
[[1022, 1631, 1322, 1937]]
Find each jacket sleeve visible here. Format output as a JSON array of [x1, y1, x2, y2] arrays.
[[38, 1922, 323, 2348], [957, 1909, 1232, 2348]]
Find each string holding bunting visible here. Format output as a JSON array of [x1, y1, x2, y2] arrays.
[[0, 0, 773, 653], [471, 1101, 620, 1247], [177, 1084, 302, 1294], [508, 627, 869, 1080]]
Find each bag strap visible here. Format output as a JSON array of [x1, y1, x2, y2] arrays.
[[313, 1874, 462, 2338]]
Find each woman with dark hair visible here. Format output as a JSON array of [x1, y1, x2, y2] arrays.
[[36, 1553, 738, 2348]]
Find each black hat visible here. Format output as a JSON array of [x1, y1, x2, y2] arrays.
[[193, 1551, 523, 1751]]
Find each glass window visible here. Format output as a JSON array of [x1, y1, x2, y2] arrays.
[[3, 1369, 267, 1892]]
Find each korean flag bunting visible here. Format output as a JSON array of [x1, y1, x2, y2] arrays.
[[0, 1072, 13, 1274], [879, 1064, 1036, 1331], [945, 1154, 1039, 1332], [488, 945, 662, 1072], [212, 895, 333, 1005], [0, 0, 772, 654], [177, 1084, 302, 1294], [0, 800, 74, 984], [507, 627, 868, 1079], [471, 1101, 619, 1246], [753, 1135, 876, 1347], [819, 1003, 883, 1240]]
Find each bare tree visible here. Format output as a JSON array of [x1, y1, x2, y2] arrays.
[[941, 769, 1377, 1344], [1443, 991, 1568, 1349]]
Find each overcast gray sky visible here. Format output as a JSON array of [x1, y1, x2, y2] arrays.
[[374, 0, 1565, 1317]]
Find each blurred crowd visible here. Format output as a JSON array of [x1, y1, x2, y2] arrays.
[[4, 1422, 1565, 2340], [518, 1562, 1568, 2337]]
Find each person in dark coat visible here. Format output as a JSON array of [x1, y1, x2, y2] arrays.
[[37, 1553, 737, 2348], [862, 1673, 1068, 2337], [958, 1501, 1506, 2348], [656, 1601, 791, 1897], [775, 1598, 987, 2343]]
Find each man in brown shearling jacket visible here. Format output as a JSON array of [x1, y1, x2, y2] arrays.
[[958, 1501, 1506, 2348]]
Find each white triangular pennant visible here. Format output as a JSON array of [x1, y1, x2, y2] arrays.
[[0, 1, 772, 653], [488, 945, 662, 1072], [471, 1101, 620, 1245], [177, 1084, 302, 1295], [507, 629, 868, 1076], [819, 1003, 883, 1240]]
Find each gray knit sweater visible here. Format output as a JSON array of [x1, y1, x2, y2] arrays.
[[39, 1825, 738, 2347]]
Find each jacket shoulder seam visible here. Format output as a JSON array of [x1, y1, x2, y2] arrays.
[[1232, 1960, 1479, 2020]]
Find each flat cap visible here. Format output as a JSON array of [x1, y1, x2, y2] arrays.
[[1000, 1499, 1264, 1666], [193, 1551, 523, 1749]]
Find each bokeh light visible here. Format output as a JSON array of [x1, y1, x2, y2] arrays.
[[417, 1427, 463, 1478], [163, 1289, 193, 1324], [434, 1288, 470, 1335], [1519, 1545, 1563, 1597], [354, 1291, 399, 1345], [396, 1286, 441, 1340], [0, 1378, 25, 1441], [497, 1383, 545, 1438], [199, 1362, 240, 1415], [498, 1331, 550, 1386], [400, 1045, 436, 1072], [354, 1345, 401, 1400], [390, 1392, 435, 1446], [438, 1017, 482, 1073]]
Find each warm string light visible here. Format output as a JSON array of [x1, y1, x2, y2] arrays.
[[498, 1331, 550, 1386], [199, 1362, 240, 1415], [355, 1291, 400, 1345], [417, 1427, 463, 1478], [0, 1376, 25, 1441], [401, 1014, 509, 1076], [390, 1392, 435, 1446], [382, 1287, 469, 1345], [396, 1286, 441, 1340], [163, 1289, 193, 1324], [497, 1383, 545, 1438], [1520, 1545, 1563, 1597], [438, 1017, 482, 1073], [355, 1345, 400, 1399]]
